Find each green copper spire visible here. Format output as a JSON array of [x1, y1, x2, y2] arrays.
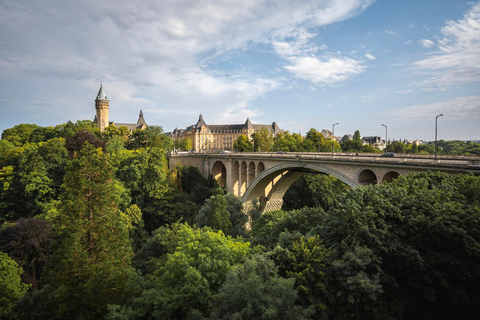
[[96, 84, 108, 101]]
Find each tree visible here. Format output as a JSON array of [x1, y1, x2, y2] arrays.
[[110, 223, 252, 319], [312, 172, 480, 319], [0, 139, 68, 222], [282, 173, 349, 211], [102, 124, 130, 141], [0, 218, 55, 290], [127, 126, 171, 150], [55, 120, 99, 139], [195, 188, 233, 235], [45, 143, 136, 320], [0, 252, 30, 318], [176, 137, 193, 151], [1, 124, 41, 147], [305, 129, 322, 146], [210, 254, 312, 320], [114, 147, 174, 231], [341, 139, 363, 152], [353, 130, 361, 141], [386, 141, 407, 153], [252, 128, 273, 152], [233, 135, 253, 152], [225, 193, 249, 237], [65, 129, 106, 156]]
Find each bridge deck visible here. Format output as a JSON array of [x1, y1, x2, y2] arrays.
[[169, 152, 480, 171]]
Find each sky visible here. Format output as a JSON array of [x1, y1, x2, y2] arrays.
[[1, 0, 479, 141]]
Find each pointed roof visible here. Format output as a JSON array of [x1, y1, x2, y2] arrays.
[[272, 122, 281, 134], [96, 84, 108, 101], [245, 118, 253, 129], [137, 110, 146, 124], [195, 114, 207, 128]]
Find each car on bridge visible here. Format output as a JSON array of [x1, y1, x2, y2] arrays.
[[381, 152, 397, 157]]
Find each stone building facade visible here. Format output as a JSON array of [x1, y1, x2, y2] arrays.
[[167, 114, 282, 152], [93, 84, 147, 132]]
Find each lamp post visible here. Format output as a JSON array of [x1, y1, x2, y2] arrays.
[[435, 114, 444, 158], [381, 124, 387, 152], [332, 123, 339, 155]]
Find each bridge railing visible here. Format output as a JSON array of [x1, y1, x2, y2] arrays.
[[168, 151, 480, 169]]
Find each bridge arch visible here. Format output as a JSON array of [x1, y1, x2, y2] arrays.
[[211, 160, 227, 187], [257, 162, 265, 175], [382, 171, 400, 183], [242, 162, 359, 208], [357, 169, 378, 185]]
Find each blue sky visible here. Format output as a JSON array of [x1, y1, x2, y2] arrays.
[[1, 0, 479, 141]]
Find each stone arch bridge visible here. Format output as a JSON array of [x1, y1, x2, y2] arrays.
[[169, 152, 480, 212]]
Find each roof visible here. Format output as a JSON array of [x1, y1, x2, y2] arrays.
[[166, 114, 283, 135], [96, 84, 108, 101], [195, 114, 207, 128]]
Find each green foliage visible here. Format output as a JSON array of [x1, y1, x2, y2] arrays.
[[113, 223, 252, 319], [305, 128, 323, 147], [315, 172, 480, 319], [195, 189, 248, 236], [1, 124, 41, 147], [418, 140, 480, 155], [252, 128, 273, 152], [273, 131, 305, 152], [65, 129, 106, 156], [386, 141, 407, 153], [174, 137, 193, 151], [224, 193, 248, 237], [353, 130, 361, 141], [233, 134, 253, 152], [0, 218, 55, 290], [285, 235, 329, 315], [252, 172, 480, 319], [114, 147, 174, 231], [0, 140, 18, 164], [102, 124, 130, 141], [45, 144, 137, 320], [251, 207, 326, 249], [0, 252, 30, 318], [210, 254, 312, 320], [55, 120, 99, 139], [0, 139, 68, 223], [282, 174, 349, 211], [127, 126, 172, 150], [341, 139, 363, 152], [196, 188, 233, 234]]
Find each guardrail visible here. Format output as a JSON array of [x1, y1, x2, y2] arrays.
[[169, 152, 480, 169]]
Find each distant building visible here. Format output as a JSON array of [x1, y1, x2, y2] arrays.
[[321, 129, 333, 139], [340, 134, 353, 144], [93, 84, 147, 132], [362, 136, 385, 150], [167, 114, 282, 152]]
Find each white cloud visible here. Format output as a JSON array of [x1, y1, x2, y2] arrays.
[[405, 40, 412, 45], [272, 29, 320, 56], [382, 96, 480, 120], [0, 0, 374, 127], [365, 53, 376, 60], [284, 55, 365, 84], [419, 39, 434, 47], [414, 2, 480, 89]]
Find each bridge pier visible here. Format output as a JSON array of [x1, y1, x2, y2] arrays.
[[263, 199, 284, 212]]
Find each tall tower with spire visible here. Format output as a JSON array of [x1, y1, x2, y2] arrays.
[[95, 84, 109, 131]]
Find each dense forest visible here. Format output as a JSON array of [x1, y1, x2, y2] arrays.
[[1, 121, 480, 319]]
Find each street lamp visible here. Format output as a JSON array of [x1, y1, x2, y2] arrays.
[[435, 114, 444, 158], [381, 124, 387, 152], [332, 123, 339, 155]]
